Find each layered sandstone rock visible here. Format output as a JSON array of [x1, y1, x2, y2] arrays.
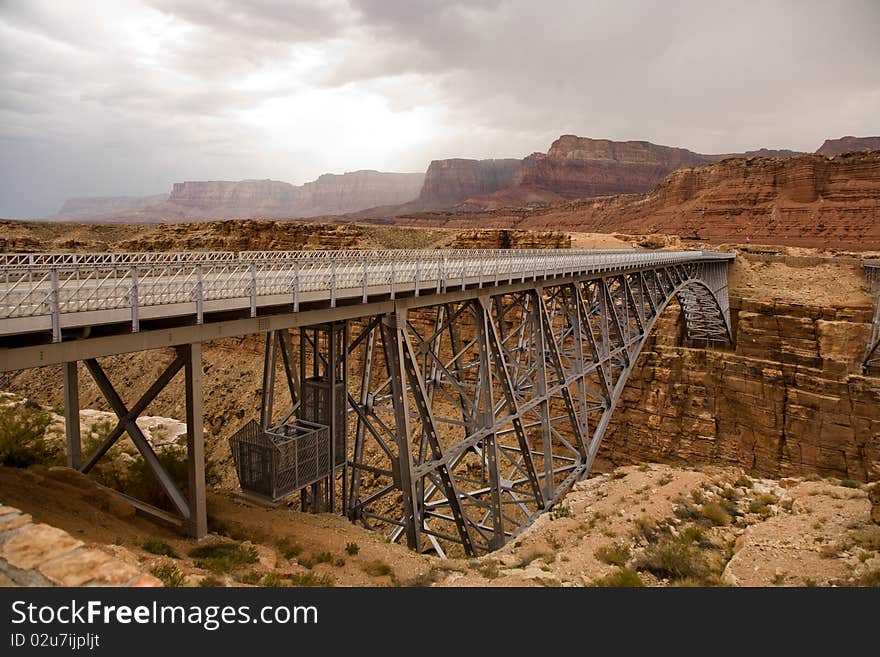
[[168, 179, 299, 216], [295, 170, 424, 216], [816, 136, 880, 156], [55, 171, 425, 223], [458, 136, 805, 211], [599, 299, 880, 481], [405, 151, 880, 248], [414, 158, 521, 209], [449, 228, 570, 250]]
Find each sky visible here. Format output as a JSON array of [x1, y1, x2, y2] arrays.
[[1, 0, 878, 217]]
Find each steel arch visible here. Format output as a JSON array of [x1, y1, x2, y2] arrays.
[[344, 260, 732, 556]]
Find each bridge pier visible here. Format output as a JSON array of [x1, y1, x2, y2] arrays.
[[61, 343, 208, 539]]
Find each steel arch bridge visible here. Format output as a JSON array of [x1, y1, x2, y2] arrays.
[[0, 248, 733, 554], [340, 260, 732, 556], [863, 260, 880, 373]]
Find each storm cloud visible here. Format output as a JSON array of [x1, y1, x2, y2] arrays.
[[1, 0, 878, 216]]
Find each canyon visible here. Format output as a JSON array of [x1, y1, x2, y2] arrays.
[[0, 221, 878, 587], [53, 133, 871, 225], [383, 150, 880, 249]]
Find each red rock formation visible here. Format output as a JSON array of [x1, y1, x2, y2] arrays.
[[460, 135, 804, 210], [816, 136, 880, 156], [413, 158, 521, 209], [398, 151, 880, 248]]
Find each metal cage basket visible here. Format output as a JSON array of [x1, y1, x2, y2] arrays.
[[229, 418, 331, 500]]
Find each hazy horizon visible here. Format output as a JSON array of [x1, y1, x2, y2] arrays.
[[2, 0, 879, 217]]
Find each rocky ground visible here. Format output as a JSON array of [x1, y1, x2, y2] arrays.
[[0, 461, 876, 587]]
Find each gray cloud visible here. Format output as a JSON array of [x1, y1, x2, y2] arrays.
[[1, 0, 878, 217]]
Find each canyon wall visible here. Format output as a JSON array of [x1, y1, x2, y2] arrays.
[[296, 171, 425, 216], [600, 298, 879, 481], [54, 171, 425, 223], [414, 158, 521, 209], [57, 194, 169, 218], [458, 135, 805, 210], [816, 136, 880, 156]]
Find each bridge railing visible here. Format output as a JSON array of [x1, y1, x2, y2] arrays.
[[0, 250, 734, 337]]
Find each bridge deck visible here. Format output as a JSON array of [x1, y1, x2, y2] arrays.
[[0, 249, 734, 352]]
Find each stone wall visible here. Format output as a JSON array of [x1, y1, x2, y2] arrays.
[[0, 501, 161, 587]]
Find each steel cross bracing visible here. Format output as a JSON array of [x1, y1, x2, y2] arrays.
[[863, 260, 880, 373], [344, 259, 732, 556]]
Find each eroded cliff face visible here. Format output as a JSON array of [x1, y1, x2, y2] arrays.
[[816, 136, 880, 156], [168, 179, 299, 215], [600, 298, 880, 481], [415, 158, 521, 208], [458, 135, 809, 211], [55, 171, 425, 223], [296, 171, 424, 216], [57, 194, 169, 218]]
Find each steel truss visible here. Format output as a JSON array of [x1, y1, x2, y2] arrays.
[[862, 261, 880, 373], [62, 343, 207, 537], [341, 261, 732, 556]]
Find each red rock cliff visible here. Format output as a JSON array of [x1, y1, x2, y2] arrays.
[[414, 158, 521, 209], [816, 136, 880, 156]]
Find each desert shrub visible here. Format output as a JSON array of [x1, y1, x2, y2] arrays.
[[840, 479, 862, 489], [0, 403, 57, 467], [551, 503, 571, 520], [344, 542, 360, 556], [592, 568, 644, 587], [287, 571, 335, 587], [594, 543, 631, 567], [700, 502, 731, 526], [199, 576, 222, 587], [479, 560, 500, 579], [189, 542, 258, 573], [680, 525, 707, 545], [277, 538, 303, 560], [261, 573, 286, 587], [734, 475, 753, 489], [142, 540, 179, 559], [636, 535, 710, 582], [361, 560, 393, 577], [851, 528, 880, 551], [633, 515, 662, 542], [238, 571, 262, 585], [150, 563, 186, 587]]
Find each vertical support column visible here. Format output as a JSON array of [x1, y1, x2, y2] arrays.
[[183, 342, 207, 539], [260, 331, 278, 430], [62, 361, 81, 470], [381, 312, 421, 552]]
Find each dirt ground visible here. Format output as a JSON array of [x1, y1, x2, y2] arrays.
[[1, 463, 876, 587]]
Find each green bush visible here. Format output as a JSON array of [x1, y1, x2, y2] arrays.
[[287, 571, 335, 587], [189, 542, 258, 573], [0, 403, 57, 467], [344, 542, 360, 556], [636, 535, 710, 582], [142, 540, 179, 559], [150, 563, 186, 587], [594, 543, 631, 567], [700, 502, 731, 526], [592, 568, 644, 587]]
